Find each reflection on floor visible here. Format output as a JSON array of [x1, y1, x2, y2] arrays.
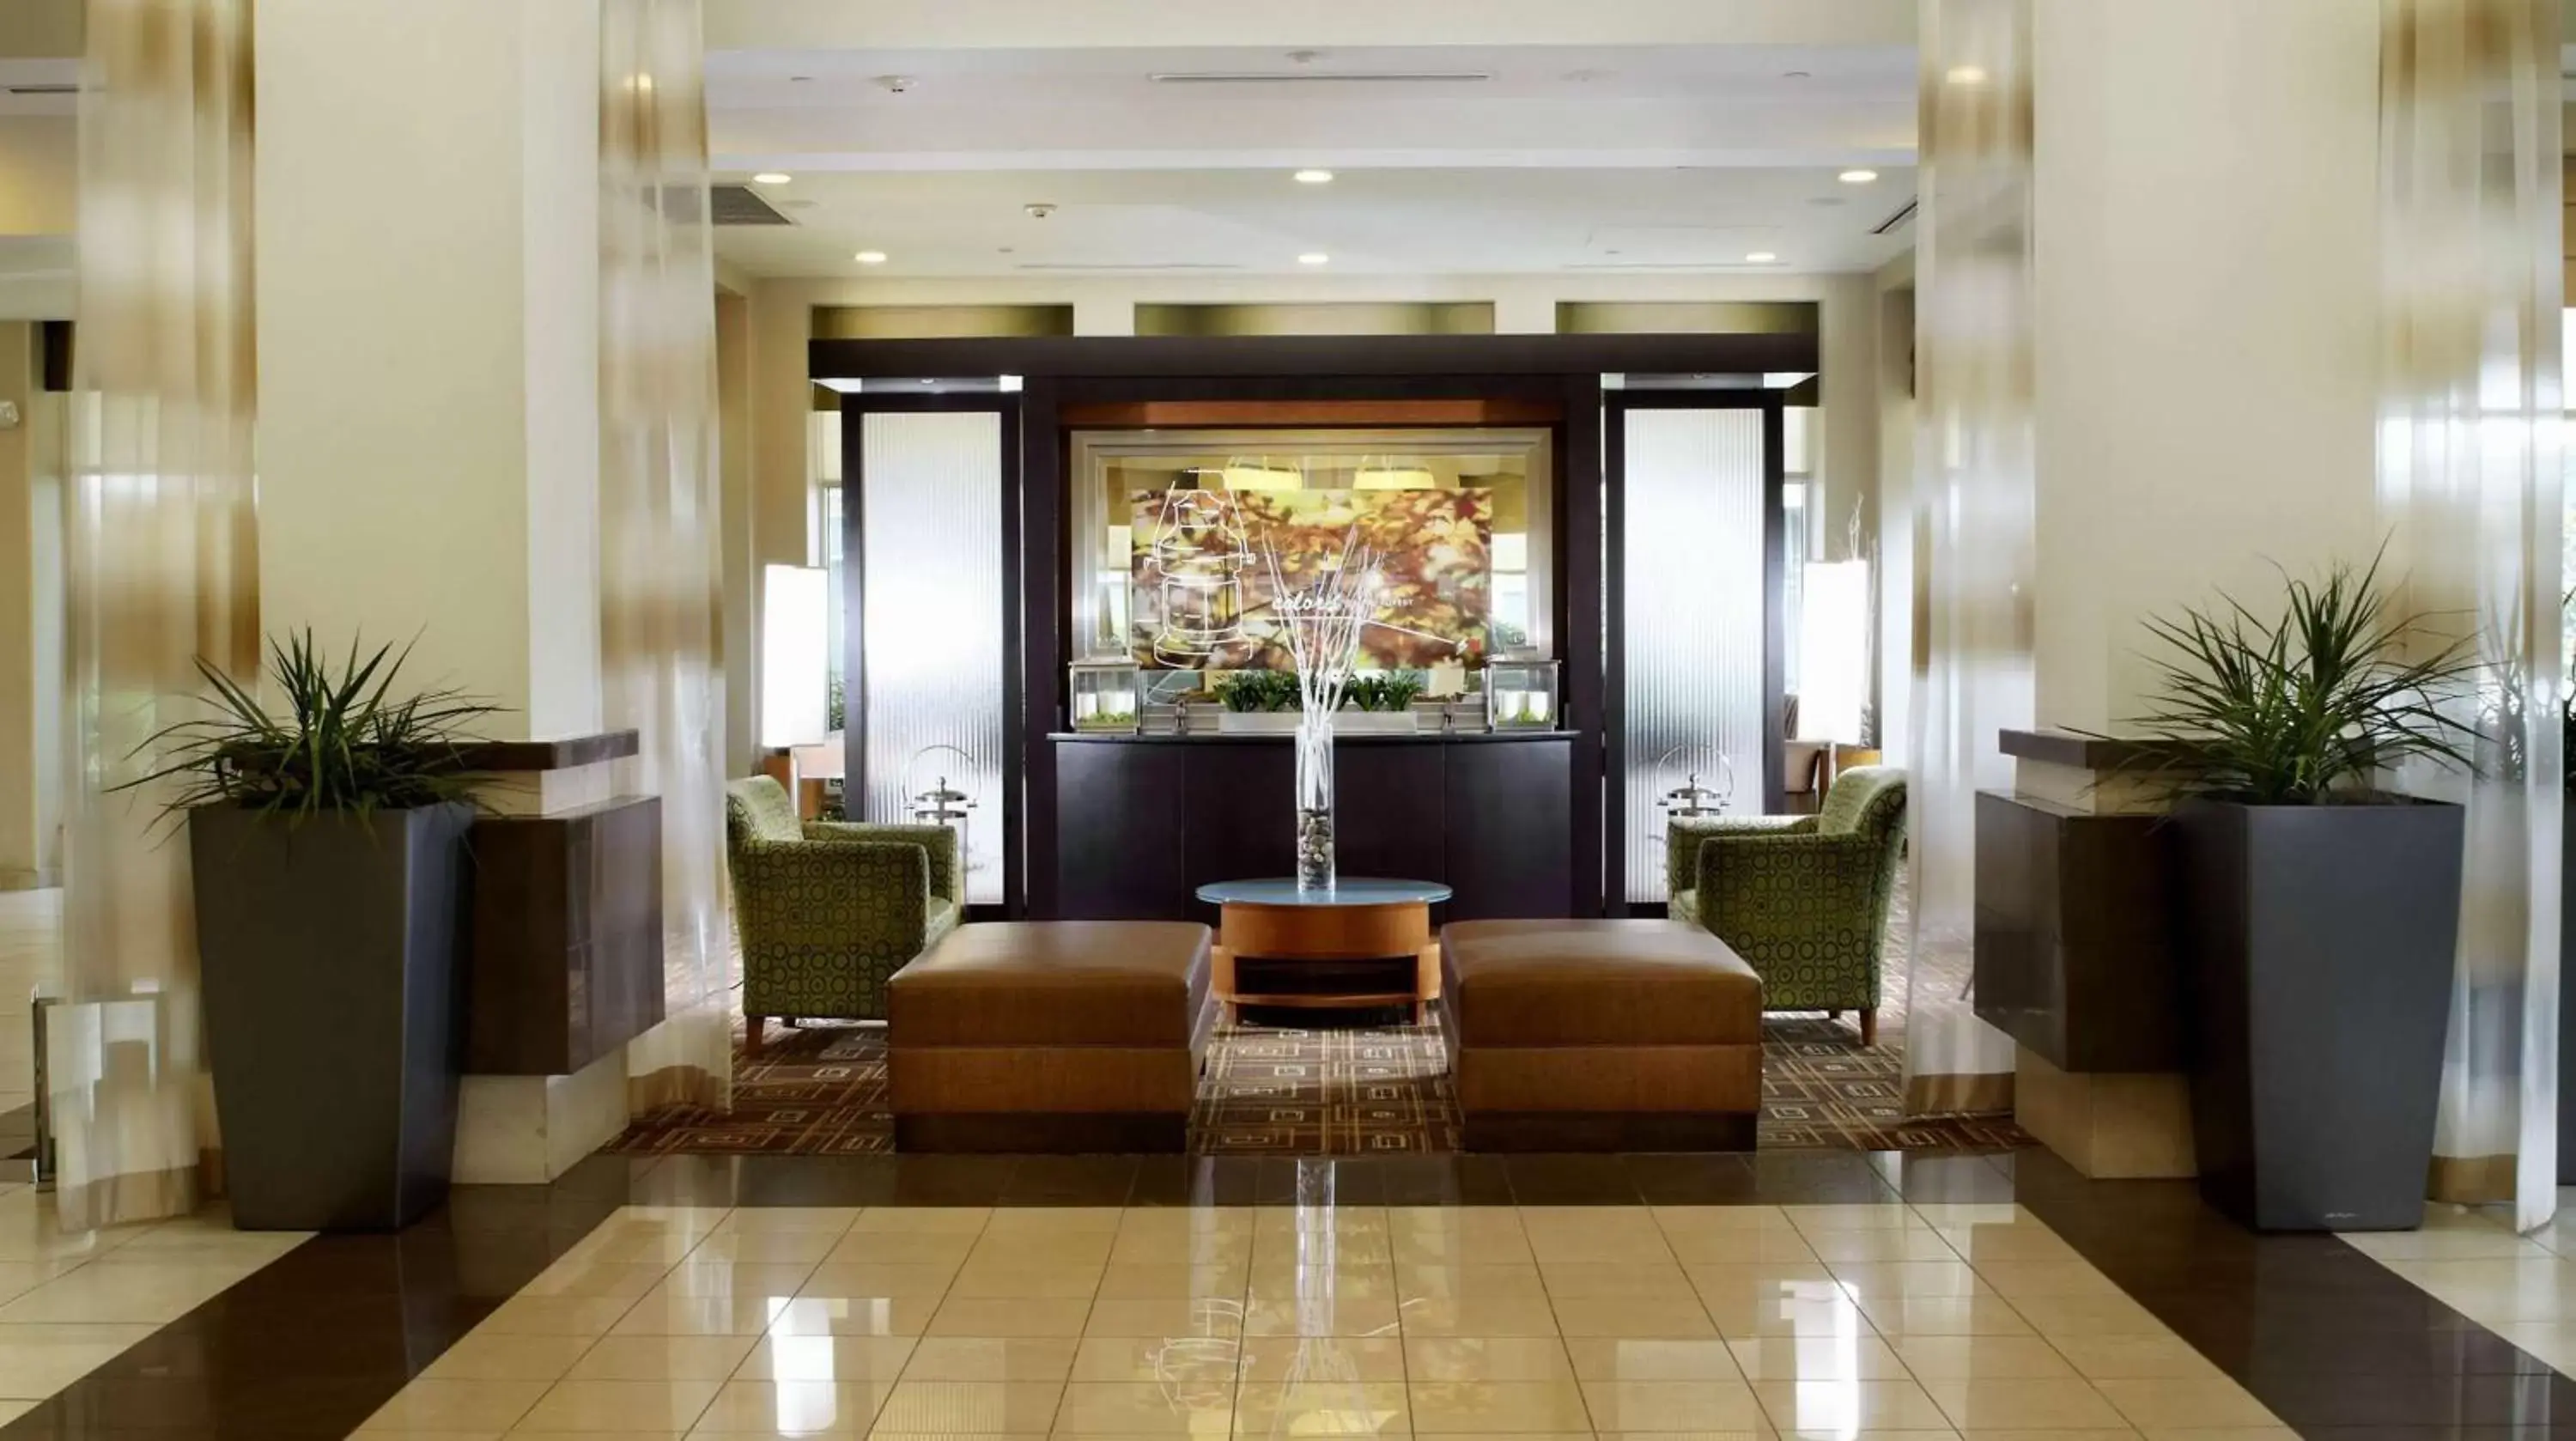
[[350, 1189, 2284, 1438], [2342, 1193, 2576, 1374]]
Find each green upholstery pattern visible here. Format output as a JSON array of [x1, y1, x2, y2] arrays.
[[1667, 766, 1907, 1014], [725, 775, 961, 1023]]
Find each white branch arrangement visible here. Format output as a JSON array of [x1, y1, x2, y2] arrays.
[[1262, 522, 1382, 890]]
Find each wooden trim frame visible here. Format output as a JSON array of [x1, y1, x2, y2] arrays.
[[1601, 389, 1790, 915], [812, 331, 1818, 382]]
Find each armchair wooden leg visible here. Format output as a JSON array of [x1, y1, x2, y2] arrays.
[[1859, 1008, 1879, 1048], [1828, 1009, 1843, 1021], [745, 1015, 765, 1057]]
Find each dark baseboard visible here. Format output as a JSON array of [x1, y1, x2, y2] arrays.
[[1463, 1110, 1757, 1153], [894, 1111, 1188, 1154]]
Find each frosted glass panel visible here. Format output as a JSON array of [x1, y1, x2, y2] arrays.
[[860, 410, 1005, 905], [1623, 408, 1766, 904]]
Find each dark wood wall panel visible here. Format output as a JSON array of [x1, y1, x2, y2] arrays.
[[466, 797, 664, 1076], [1443, 737, 1575, 919], [1054, 739, 1185, 920]]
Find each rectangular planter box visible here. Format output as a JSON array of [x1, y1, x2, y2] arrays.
[[191, 802, 475, 1231], [1335, 711, 1419, 735], [2174, 797, 2463, 1231], [1216, 711, 1304, 735]]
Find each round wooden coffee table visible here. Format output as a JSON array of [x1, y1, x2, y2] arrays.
[[1195, 877, 1453, 1023]]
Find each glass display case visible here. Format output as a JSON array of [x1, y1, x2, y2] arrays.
[[1068, 660, 1142, 733], [1485, 659, 1561, 731]]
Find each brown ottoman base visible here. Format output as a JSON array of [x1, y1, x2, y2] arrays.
[[1443, 920, 1765, 1153], [888, 921, 1215, 1154]]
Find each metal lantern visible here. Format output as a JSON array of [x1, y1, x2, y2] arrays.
[[902, 745, 979, 897], [1068, 659, 1142, 733], [1484, 658, 1561, 731], [1145, 484, 1253, 665]]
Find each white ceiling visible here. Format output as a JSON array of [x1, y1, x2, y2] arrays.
[[708, 41, 1921, 279]]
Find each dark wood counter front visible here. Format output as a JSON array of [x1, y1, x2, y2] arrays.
[[1972, 789, 2184, 1073], [1046, 733, 1577, 922]]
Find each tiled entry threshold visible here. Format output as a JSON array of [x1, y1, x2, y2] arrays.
[[0, 1150, 2568, 1438]]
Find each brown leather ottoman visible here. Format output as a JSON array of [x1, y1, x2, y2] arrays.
[[888, 921, 1214, 1152], [1441, 919, 1764, 1152]]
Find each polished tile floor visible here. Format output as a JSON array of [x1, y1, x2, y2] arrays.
[[343, 1194, 2286, 1438], [2343, 1194, 2576, 1377]]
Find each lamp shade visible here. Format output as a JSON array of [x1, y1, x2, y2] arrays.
[[1795, 559, 1869, 745], [762, 563, 830, 749]]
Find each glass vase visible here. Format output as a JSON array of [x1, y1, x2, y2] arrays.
[[1293, 716, 1334, 891]]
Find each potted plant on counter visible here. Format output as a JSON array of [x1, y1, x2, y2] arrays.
[[125, 631, 499, 1231], [2107, 556, 2476, 1231]]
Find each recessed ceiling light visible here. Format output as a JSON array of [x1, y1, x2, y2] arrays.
[[1783, 70, 1813, 80], [1946, 64, 1989, 85], [1294, 168, 1335, 185], [1297, 252, 1330, 265], [752, 172, 793, 185], [1838, 168, 1879, 185], [854, 250, 888, 264], [1745, 252, 1778, 264]]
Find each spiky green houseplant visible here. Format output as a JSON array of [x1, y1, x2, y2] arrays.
[[121, 630, 503, 825], [2110, 553, 2479, 804], [2105, 554, 2480, 1233], [122, 630, 503, 1233]]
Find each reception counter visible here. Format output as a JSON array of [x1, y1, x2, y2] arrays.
[[1043, 731, 1576, 922]]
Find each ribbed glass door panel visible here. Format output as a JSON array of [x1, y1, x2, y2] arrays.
[[860, 410, 1005, 905], [1621, 407, 1766, 904]]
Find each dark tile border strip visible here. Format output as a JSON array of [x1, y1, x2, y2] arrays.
[[2009, 1148, 2576, 1438]]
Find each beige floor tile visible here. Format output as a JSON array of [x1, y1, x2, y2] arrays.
[[473, 1296, 641, 1338], [560, 1230, 706, 1267], [1756, 1377, 1954, 1437], [860, 1379, 1060, 1432], [2496, 1319, 2576, 1373], [1582, 1377, 1766, 1431], [1787, 1205, 1934, 1231], [1998, 1293, 2166, 1337], [1095, 1262, 1249, 1299], [1252, 1235, 1395, 1271], [1072, 1333, 1240, 1383], [1855, 1295, 2036, 1339], [1955, 1431, 2136, 1441], [1538, 1260, 1697, 1299], [983, 1206, 1125, 1237], [825, 1231, 978, 1268], [0, 1262, 245, 1326], [680, 1230, 845, 1266], [1656, 1204, 1799, 1231], [1552, 1293, 1720, 1338], [0, 1320, 156, 1398], [755, 1294, 942, 1339], [1893, 1335, 2080, 1381], [1117, 1207, 1259, 1238], [1406, 1378, 1595, 1432], [899, 1335, 1077, 1383], [1395, 1262, 1549, 1303], [712, 1207, 863, 1235], [1084, 1296, 1248, 1338], [1704, 1293, 1874, 1341], [1923, 1377, 2129, 1430], [1687, 1262, 1848, 1298], [2042, 1335, 2224, 1382], [512, 1377, 726, 1433], [1232, 1379, 1410, 1435], [1807, 1230, 1967, 1264], [851, 1206, 990, 1233], [1834, 1262, 1995, 1300], [1664, 1227, 1828, 1266], [353, 1376, 550, 1433], [1519, 1216, 1675, 1265], [925, 1296, 1094, 1337], [1255, 1205, 1391, 1234], [964, 1234, 1115, 1271], [1397, 1295, 1568, 1338], [522, 1261, 677, 1302], [796, 1262, 963, 1298], [565, 1333, 759, 1381], [2133, 1429, 2297, 1441], [1406, 1335, 1577, 1382], [2385, 1257, 2576, 1321], [1239, 1335, 1406, 1382], [1725, 1335, 1907, 1382], [1246, 1265, 1399, 1304], [658, 1261, 823, 1301], [692, 1378, 893, 1436], [1053, 1378, 1232, 1433], [944, 1261, 1105, 1299], [609, 1293, 805, 1338], [2091, 1377, 2281, 1430], [1391, 1231, 1538, 1267], [1242, 1294, 1401, 1337], [1906, 1205, 2038, 1228], [737, 1334, 918, 1383]]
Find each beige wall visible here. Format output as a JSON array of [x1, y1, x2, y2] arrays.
[[715, 287, 757, 777], [2028, 0, 2383, 737], [1872, 249, 1916, 763], [0, 0, 81, 58], [0, 322, 58, 888], [0, 119, 75, 239]]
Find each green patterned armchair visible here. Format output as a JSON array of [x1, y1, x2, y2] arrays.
[[724, 775, 961, 1052], [1666, 765, 1906, 1046]]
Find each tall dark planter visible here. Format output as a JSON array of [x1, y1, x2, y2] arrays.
[[2561, 794, 2576, 1184], [2173, 798, 2463, 1231], [190, 803, 474, 1231]]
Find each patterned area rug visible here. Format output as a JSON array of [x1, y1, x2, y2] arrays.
[[606, 1011, 2026, 1158]]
